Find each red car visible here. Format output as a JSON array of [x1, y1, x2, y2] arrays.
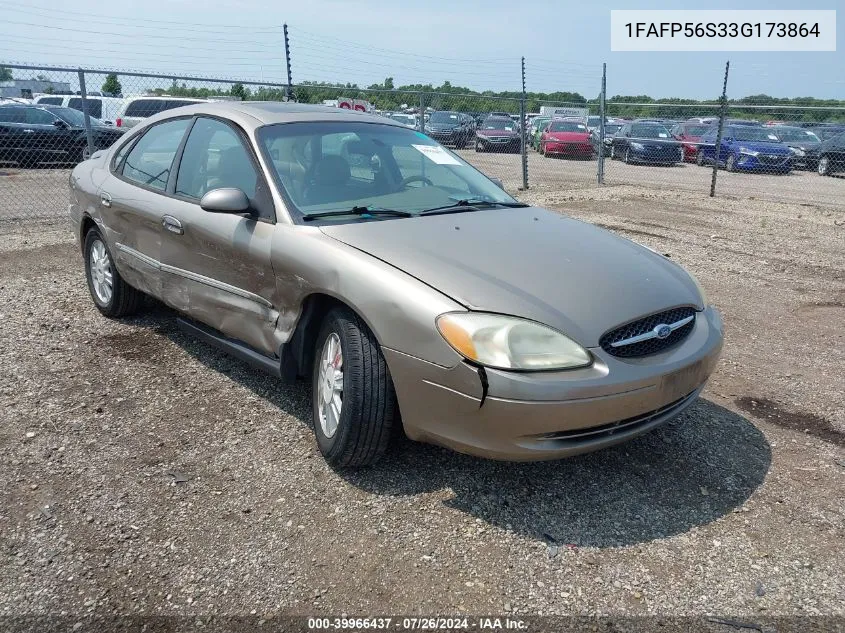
[[670, 122, 712, 162], [540, 119, 594, 159]]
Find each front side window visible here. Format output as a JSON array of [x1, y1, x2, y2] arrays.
[[176, 117, 258, 199], [122, 118, 191, 191], [68, 98, 103, 119], [258, 121, 517, 220], [0, 107, 25, 123], [26, 108, 57, 125]]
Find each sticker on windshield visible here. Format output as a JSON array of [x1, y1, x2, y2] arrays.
[[767, 134, 778, 140], [658, 133, 668, 138], [412, 144, 462, 165], [804, 131, 815, 136]]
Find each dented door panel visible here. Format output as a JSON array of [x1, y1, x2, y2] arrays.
[[159, 198, 281, 355]]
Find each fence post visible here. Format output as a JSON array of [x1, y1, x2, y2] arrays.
[[520, 56, 528, 190], [283, 24, 293, 101], [418, 92, 425, 133], [597, 62, 606, 185], [710, 61, 730, 197], [77, 69, 95, 160]]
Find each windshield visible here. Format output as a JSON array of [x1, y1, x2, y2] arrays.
[[389, 114, 415, 125], [682, 125, 710, 136], [774, 127, 821, 143], [258, 122, 518, 220], [48, 106, 99, 126], [532, 118, 550, 128], [429, 112, 460, 123], [481, 118, 515, 131], [815, 127, 845, 140], [631, 124, 671, 139], [604, 124, 622, 134], [548, 121, 587, 133], [729, 127, 781, 142]]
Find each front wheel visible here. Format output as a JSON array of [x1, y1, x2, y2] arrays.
[[725, 154, 736, 172], [817, 156, 831, 176], [624, 148, 632, 164], [83, 229, 143, 318], [475, 140, 484, 153], [312, 307, 398, 467], [610, 145, 616, 160], [696, 151, 705, 166]]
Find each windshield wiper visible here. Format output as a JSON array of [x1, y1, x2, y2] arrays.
[[419, 199, 529, 216], [302, 205, 413, 221]]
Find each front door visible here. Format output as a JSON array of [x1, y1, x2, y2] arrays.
[[160, 116, 280, 356]]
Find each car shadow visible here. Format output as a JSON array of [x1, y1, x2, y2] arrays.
[[132, 306, 771, 549]]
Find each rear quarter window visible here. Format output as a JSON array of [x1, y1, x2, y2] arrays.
[[124, 99, 167, 118], [37, 97, 63, 105], [68, 98, 102, 119]]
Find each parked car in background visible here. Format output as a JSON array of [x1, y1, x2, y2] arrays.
[[388, 113, 418, 128], [696, 125, 792, 174], [810, 125, 845, 141], [670, 121, 712, 162], [425, 110, 474, 148], [769, 126, 822, 169], [609, 121, 682, 165], [114, 96, 207, 129], [592, 122, 623, 156], [475, 116, 521, 153], [539, 119, 593, 159], [70, 101, 722, 466], [529, 116, 552, 150], [0, 103, 124, 166], [817, 131, 845, 176], [33, 94, 125, 126]]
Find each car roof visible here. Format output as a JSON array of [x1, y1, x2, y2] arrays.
[[137, 101, 406, 130]]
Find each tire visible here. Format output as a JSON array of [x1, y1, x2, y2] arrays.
[[610, 145, 616, 160], [725, 154, 736, 172], [77, 144, 94, 164], [475, 139, 484, 153], [311, 307, 398, 467], [696, 151, 705, 167], [817, 156, 831, 176], [624, 148, 632, 164], [83, 228, 143, 318]]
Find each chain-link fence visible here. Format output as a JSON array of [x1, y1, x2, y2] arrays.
[[2, 63, 844, 226]]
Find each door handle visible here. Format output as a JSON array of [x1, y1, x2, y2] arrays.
[[100, 192, 112, 207], [162, 215, 184, 235]]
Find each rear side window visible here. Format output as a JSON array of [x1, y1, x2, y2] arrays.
[[37, 97, 62, 105], [124, 99, 168, 118], [0, 107, 26, 123], [26, 108, 57, 125], [121, 118, 191, 191], [166, 100, 200, 110], [68, 98, 102, 119]]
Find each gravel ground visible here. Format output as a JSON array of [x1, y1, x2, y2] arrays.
[[1, 185, 844, 626]]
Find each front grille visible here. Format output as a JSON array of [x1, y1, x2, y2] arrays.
[[758, 154, 788, 165], [537, 390, 698, 442], [599, 306, 696, 358]]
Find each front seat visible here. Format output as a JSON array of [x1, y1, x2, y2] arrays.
[[303, 155, 351, 206], [206, 145, 257, 198]]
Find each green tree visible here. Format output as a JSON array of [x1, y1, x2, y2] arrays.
[[101, 73, 122, 95], [0, 66, 11, 81], [230, 83, 249, 100]]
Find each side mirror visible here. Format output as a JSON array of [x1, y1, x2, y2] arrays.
[[200, 188, 252, 214], [53, 119, 68, 129], [489, 177, 504, 189]]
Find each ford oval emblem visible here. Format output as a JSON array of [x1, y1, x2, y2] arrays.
[[654, 324, 672, 339]]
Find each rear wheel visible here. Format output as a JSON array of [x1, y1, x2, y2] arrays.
[[311, 307, 398, 467], [725, 154, 736, 172], [624, 148, 632, 164], [83, 229, 143, 318], [817, 155, 831, 176], [475, 139, 484, 152]]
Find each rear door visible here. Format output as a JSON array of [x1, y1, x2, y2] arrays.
[[24, 107, 73, 162], [100, 117, 193, 298], [0, 107, 28, 159], [160, 116, 279, 355]]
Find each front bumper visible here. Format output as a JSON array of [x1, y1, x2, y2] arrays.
[[384, 306, 723, 461], [628, 147, 681, 164], [477, 137, 520, 152], [543, 141, 593, 157]]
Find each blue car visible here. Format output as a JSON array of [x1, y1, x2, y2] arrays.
[[696, 125, 793, 173]]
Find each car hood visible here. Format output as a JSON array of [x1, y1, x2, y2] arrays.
[[631, 137, 680, 146], [428, 123, 461, 130], [545, 132, 590, 142], [782, 140, 820, 150], [320, 207, 702, 347], [733, 140, 790, 154]]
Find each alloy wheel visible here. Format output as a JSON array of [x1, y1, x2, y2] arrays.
[[317, 332, 344, 439], [89, 239, 113, 305]]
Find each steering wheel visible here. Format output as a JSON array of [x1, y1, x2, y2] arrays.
[[400, 174, 434, 188]]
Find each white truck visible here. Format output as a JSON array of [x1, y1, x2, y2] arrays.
[[539, 106, 589, 118]]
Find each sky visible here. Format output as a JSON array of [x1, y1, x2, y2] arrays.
[[0, 0, 842, 100]]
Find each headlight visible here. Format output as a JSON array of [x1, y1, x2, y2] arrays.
[[476, 133, 488, 139], [436, 313, 592, 371], [630, 142, 644, 150], [789, 147, 805, 157], [738, 147, 759, 156]]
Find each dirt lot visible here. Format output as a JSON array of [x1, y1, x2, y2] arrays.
[[1, 183, 844, 626]]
